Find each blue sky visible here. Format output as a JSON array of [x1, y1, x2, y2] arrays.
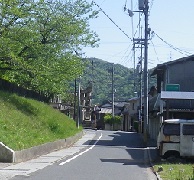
[[84, 0, 194, 69]]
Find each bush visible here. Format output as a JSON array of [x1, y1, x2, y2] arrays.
[[114, 116, 122, 125], [104, 114, 121, 125], [104, 114, 113, 125], [133, 121, 139, 132]]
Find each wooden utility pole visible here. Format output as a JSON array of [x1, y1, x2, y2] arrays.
[[143, 0, 149, 145], [112, 63, 114, 119], [73, 79, 77, 121], [77, 77, 81, 129]]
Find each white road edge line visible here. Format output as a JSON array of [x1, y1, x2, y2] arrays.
[[59, 133, 102, 166]]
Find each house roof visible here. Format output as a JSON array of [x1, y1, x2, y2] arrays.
[[99, 108, 112, 114], [149, 91, 194, 111], [151, 54, 194, 76], [114, 101, 128, 107], [98, 107, 122, 115], [164, 119, 194, 124], [101, 103, 112, 108], [161, 91, 194, 100], [100, 101, 128, 108]]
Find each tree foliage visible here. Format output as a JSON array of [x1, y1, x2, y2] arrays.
[[0, 0, 99, 97]]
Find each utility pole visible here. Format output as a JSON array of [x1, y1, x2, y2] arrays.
[[133, 44, 136, 93], [73, 78, 77, 120], [112, 63, 114, 119], [143, 0, 149, 145], [139, 26, 143, 132], [77, 76, 81, 129], [125, 0, 149, 141]]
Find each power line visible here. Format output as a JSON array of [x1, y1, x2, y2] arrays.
[[92, 1, 132, 41], [153, 32, 193, 56], [150, 39, 160, 63], [123, 1, 144, 39], [130, 0, 134, 38], [92, 0, 134, 67], [149, 0, 154, 12], [120, 46, 135, 68]]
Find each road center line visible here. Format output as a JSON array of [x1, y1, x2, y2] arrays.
[[59, 133, 102, 166]]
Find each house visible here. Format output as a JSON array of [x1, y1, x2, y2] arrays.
[[80, 83, 93, 127], [122, 96, 144, 132], [49, 82, 93, 125], [149, 54, 194, 140], [49, 95, 74, 118]]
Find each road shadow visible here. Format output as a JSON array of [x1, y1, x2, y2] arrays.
[[85, 131, 145, 148], [100, 157, 145, 167], [84, 131, 157, 167]]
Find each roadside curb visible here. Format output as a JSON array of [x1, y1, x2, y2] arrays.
[[0, 131, 84, 163], [140, 132, 163, 180], [147, 147, 163, 180]]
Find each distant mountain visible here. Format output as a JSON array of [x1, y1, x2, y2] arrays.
[[79, 58, 156, 105]]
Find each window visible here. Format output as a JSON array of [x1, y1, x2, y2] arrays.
[[183, 124, 194, 135], [132, 103, 135, 110], [163, 124, 180, 136]]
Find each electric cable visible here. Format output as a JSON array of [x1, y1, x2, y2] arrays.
[[150, 39, 160, 63], [120, 46, 134, 68], [92, 0, 135, 67], [153, 32, 193, 56], [92, 1, 132, 41], [149, 0, 154, 12]]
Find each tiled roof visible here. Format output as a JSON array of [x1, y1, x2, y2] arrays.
[[99, 108, 112, 114], [98, 107, 121, 115]]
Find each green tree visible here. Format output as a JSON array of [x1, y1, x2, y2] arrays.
[[0, 0, 99, 98]]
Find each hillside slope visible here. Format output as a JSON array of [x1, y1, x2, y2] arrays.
[[0, 91, 81, 151], [79, 58, 156, 104]]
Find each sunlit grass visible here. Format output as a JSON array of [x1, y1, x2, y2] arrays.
[[0, 91, 82, 150], [153, 160, 194, 180]]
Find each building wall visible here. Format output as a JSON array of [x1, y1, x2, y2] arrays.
[[149, 58, 194, 140], [80, 87, 92, 124], [165, 61, 194, 91], [163, 61, 194, 109], [123, 98, 143, 132]]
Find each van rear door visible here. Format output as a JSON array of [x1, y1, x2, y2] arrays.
[[180, 123, 194, 156]]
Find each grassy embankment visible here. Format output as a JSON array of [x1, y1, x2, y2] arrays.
[[0, 90, 82, 151], [153, 159, 194, 180]]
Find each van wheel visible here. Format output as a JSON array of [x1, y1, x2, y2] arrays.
[[163, 151, 180, 159]]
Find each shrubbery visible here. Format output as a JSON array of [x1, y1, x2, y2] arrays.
[[104, 114, 121, 125]]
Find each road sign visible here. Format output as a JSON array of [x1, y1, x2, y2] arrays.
[[166, 84, 180, 91]]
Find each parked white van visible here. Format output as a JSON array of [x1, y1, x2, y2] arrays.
[[157, 119, 194, 158]]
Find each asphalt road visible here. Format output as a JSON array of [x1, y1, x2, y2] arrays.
[[1, 130, 157, 180]]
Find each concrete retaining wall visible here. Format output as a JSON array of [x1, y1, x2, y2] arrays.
[[0, 131, 84, 163], [0, 142, 14, 162]]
